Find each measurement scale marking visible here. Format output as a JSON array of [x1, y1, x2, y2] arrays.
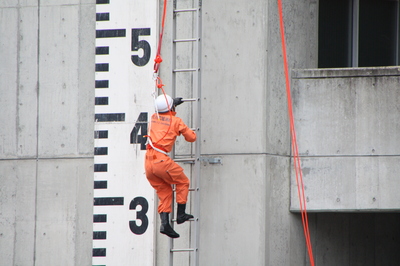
[[93, 231, 107, 240], [96, 13, 110, 21], [94, 181, 108, 189], [94, 163, 107, 172], [94, 147, 108, 155], [94, 130, 108, 139], [96, 47, 109, 55], [95, 113, 125, 122], [95, 63, 109, 72], [93, 248, 106, 257], [94, 197, 124, 206], [96, 29, 126, 38], [95, 97, 109, 106], [93, 214, 107, 223], [95, 80, 109, 89], [94, 0, 156, 264]]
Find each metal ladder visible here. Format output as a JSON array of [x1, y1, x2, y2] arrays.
[[169, 0, 202, 265]]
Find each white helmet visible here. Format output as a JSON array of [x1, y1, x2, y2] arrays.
[[155, 94, 173, 112]]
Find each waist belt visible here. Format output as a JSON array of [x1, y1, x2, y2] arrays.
[[146, 144, 168, 153], [146, 138, 168, 155]]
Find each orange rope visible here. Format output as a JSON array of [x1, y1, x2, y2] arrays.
[[277, 0, 315, 265], [151, 0, 172, 146], [151, 85, 173, 146], [153, 0, 168, 74]]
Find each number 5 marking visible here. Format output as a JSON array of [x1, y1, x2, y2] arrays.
[[131, 28, 151, 66], [129, 197, 149, 235]]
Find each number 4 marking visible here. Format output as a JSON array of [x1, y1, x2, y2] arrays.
[[130, 112, 148, 150]]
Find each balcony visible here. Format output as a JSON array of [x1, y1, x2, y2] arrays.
[[290, 67, 400, 212]]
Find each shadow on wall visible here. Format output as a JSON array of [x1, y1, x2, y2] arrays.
[[305, 213, 400, 266]]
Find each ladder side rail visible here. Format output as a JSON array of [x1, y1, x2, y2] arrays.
[[169, 0, 178, 264], [169, 0, 202, 265], [190, 2, 202, 265]]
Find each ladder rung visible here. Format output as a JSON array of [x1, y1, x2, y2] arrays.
[[173, 68, 199, 73], [174, 38, 198, 43], [171, 248, 196, 252], [173, 187, 198, 192], [173, 158, 196, 162], [174, 188, 197, 192], [174, 8, 198, 13], [172, 217, 195, 223], [182, 98, 197, 102]]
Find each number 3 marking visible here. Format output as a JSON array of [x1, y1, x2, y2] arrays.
[[129, 197, 149, 235]]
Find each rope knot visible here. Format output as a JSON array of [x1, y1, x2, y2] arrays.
[[156, 77, 164, 89], [154, 55, 163, 64]]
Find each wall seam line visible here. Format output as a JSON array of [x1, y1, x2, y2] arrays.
[[33, 1, 40, 265]]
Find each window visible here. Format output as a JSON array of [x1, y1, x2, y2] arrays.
[[318, 0, 400, 68]]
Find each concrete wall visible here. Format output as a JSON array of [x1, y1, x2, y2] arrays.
[[156, 0, 400, 265], [0, 1, 95, 265], [172, 0, 318, 265], [2, 0, 399, 265], [290, 67, 400, 265], [200, 0, 279, 263], [264, 1, 318, 264], [292, 67, 400, 211], [155, 0, 318, 265]]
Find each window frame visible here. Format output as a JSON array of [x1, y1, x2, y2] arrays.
[[318, 0, 400, 68]]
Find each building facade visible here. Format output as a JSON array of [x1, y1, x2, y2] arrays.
[[1, 0, 399, 265]]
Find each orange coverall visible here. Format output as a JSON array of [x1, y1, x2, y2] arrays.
[[145, 111, 196, 213]]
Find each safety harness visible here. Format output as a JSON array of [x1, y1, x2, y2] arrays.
[[146, 137, 168, 156]]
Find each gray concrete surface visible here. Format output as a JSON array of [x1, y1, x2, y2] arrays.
[[196, 0, 318, 264], [157, 0, 400, 265], [0, 1, 95, 265], [292, 68, 400, 211], [156, 0, 317, 264], [2, 0, 400, 265]]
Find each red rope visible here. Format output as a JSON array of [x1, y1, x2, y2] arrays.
[[153, 0, 168, 74], [152, 86, 173, 146], [151, 0, 172, 146], [277, 0, 315, 265]]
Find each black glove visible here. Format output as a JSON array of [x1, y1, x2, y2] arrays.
[[173, 97, 184, 107]]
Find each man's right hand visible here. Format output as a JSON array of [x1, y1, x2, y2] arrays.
[[173, 97, 184, 107]]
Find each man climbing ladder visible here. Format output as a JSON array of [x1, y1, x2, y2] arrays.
[[145, 94, 196, 238]]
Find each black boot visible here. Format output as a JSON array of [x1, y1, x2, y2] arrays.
[[177, 204, 194, 224], [160, 212, 180, 238]]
